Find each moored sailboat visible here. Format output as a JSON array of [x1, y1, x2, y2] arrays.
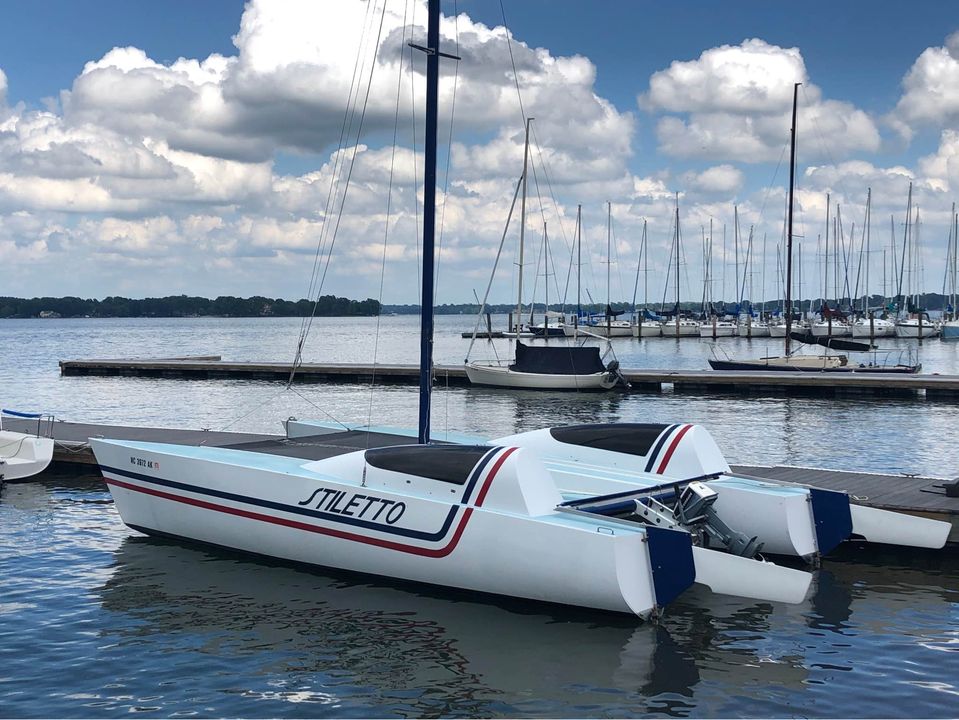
[[89, 1, 762, 619]]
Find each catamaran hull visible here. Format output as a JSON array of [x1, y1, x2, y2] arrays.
[[849, 504, 950, 548], [465, 363, 616, 390], [493, 424, 949, 555], [91, 439, 696, 617]]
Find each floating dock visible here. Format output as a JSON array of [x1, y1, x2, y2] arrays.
[[7, 417, 958, 543], [59, 357, 959, 399]]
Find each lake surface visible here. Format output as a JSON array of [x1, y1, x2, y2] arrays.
[[2, 316, 958, 717]]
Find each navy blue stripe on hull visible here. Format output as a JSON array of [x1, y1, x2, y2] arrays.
[[103, 464, 458, 542], [644, 424, 680, 472]]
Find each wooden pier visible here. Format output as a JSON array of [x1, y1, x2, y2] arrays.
[[59, 357, 959, 400], [7, 418, 958, 543]]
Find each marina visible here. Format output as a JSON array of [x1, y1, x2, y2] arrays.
[[60, 354, 959, 399], [4, 0, 959, 715]]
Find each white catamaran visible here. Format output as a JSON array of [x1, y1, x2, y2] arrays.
[[90, 4, 948, 619], [92, 1, 808, 618]]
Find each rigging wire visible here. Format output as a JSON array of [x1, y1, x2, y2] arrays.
[[289, 0, 388, 384], [365, 0, 413, 443]]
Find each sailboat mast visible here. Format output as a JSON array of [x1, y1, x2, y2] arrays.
[[865, 188, 871, 314], [785, 82, 800, 356], [417, 0, 441, 444], [515, 118, 532, 334], [674, 193, 680, 330], [607, 201, 613, 331], [576, 204, 582, 326], [543, 221, 549, 326]]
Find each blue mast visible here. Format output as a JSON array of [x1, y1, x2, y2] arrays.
[[416, 0, 456, 444]]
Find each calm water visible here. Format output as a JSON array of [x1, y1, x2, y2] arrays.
[[2, 316, 959, 717]]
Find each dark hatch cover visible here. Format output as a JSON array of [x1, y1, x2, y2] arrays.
[[549, 423, 670, 457]]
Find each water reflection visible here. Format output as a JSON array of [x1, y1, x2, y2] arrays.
[[4, 472, 958, 717], [99, 538, 696, 715], [95, 536, 835, 716]]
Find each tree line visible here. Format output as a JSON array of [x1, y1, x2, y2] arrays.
[[0, 295, 381, 319]]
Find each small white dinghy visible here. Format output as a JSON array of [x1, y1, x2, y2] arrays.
[[0, 409, 54, 482]]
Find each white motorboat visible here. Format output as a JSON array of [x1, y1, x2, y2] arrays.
[[0, 409, 55, 482], [851, 317, 896, 338]]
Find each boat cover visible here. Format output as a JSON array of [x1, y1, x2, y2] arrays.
[[790, 331, 873, 352], [509, 341, 607, 375]]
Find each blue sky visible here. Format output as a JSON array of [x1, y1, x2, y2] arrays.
[[1, 1, 958, 305]]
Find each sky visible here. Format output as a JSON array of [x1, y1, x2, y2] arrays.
[[1, 0, 959, 307]]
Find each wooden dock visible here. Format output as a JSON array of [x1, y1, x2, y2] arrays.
[[7, 418, 958, 543], [59, 357, 959, 399]]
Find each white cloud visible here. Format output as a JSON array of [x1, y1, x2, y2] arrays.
[[684, 165, 744, 196], [643, 39, 805, 114], [918, 129, 959, 193], [643, 39, 880, 163], [891, 31, 959, 140]]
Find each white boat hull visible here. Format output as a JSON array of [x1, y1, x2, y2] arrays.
[[851, 319, 896, 338], [811, 322, 851, 337], [699, 322, 737, 338], [849, 504, 951, 548], [631, 322, 662, 338], [661, 322, 700, 337], [465, 362, 616, 390], [584, 323, 633, 338], [894, 321, 938, 338], [491, 424, 949, 555], [91, 439, 696, 617], [736, 323, 771, 338], [0, 431, 54, 481]]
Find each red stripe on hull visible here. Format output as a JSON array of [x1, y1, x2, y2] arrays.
[[656, 424, 693, 474], [103, 447, 515, 558]]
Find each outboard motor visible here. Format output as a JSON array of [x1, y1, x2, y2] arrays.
[[632, 481, 763, 558], [603, 360, 630, 389]]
